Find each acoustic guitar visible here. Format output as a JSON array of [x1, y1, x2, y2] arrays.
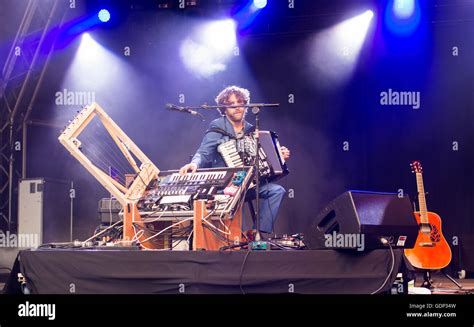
[[404, 161, 452, 270]]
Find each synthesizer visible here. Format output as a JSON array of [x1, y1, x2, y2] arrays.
[[136, 167, 253, 220]]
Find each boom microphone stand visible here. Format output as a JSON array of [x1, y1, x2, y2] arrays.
[[250, 105, 262, 242]]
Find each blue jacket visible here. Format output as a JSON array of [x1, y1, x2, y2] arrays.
[[191, 116, 254, 168]]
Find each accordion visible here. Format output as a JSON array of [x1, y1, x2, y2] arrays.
[[217, 130, 289, 185]]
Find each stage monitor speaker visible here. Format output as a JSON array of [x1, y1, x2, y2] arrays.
[[304, 190, 419, 250]]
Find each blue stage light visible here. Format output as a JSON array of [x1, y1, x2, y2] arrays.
[[253, 0, 267, 9], [385, 0, 421, 36], [393, 0, 415, 19], [98, 9, 111, 23]]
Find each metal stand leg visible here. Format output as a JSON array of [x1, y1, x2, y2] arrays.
[[421, 269, 463, 290], [247, 200, 257, 227], [421, 270, 433, 289], [443, 272, 463, 289]]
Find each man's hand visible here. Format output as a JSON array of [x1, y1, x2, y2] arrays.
[[179, 162, 198, 175], [280, 146, 290, 160]]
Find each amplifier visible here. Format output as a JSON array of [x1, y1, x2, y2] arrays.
[[18, 178, 72, 245], [98, 198, 122, 223]]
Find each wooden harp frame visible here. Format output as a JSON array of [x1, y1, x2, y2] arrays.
[[58, 102, 159, 243]]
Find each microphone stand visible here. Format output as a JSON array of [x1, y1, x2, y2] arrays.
[[251, 105, 262, 242], [198, 103, 280, 110]]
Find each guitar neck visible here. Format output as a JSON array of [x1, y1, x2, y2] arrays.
[[416, 172, 429, 223]]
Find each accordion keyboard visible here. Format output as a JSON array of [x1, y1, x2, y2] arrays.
[[217, 130, 288, 184]]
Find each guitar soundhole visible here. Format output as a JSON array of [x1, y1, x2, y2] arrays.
[[430, 224, 440, 242]]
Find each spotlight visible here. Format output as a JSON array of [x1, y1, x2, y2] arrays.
[[364, 10, 374, 19], [203, 19, 236, 53], [308, 10, 374, 88], [393, 0, 415, 19], [98, 9, 111, 23], [385, 0, 421, 35], [338, 10, 374, 49], [180, 19, 237, 78], [78, 33, 101, 64], [253, 0, 267, 9]]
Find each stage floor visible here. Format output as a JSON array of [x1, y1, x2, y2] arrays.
[[4, 248, 405, 294], [415, 274, 474, 295]]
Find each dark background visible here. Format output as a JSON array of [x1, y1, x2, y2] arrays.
[[1, 0, 472, 243]]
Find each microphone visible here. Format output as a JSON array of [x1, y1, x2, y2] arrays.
[[165, 103, 205, 121]]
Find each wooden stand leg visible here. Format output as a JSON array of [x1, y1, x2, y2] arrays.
[[193, 200, 243, 251], [123, 202, 161, 249], [123, 203, 136, 243]]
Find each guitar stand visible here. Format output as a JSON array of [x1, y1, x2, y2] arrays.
[[421, 270, 463, 290], [443, 270, 463, 289], [421, 270, 433, 289]]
